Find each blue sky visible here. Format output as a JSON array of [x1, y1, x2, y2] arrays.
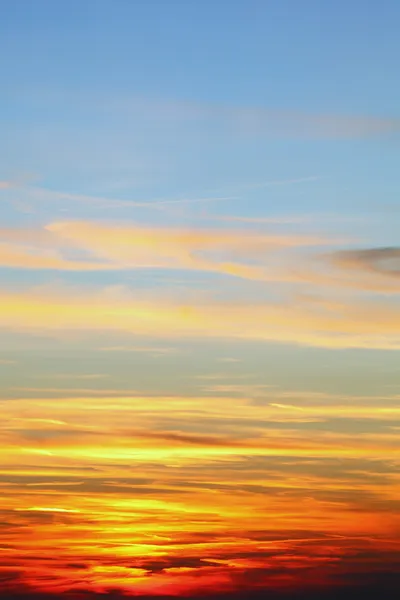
[[0, 0, 399, 386], [2, 0, 400, 109], [1, 0, 400, 216]]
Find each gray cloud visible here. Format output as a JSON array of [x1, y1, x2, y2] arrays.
[[328, 246, 400, 278]]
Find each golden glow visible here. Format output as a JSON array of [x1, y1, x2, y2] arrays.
[[0, 391, 399, 595]]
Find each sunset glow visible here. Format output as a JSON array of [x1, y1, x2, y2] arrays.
[[1, 2, 399, 599]]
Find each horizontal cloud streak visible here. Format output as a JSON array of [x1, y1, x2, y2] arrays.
[[1, 221, 399, 295], [0, 285, 399, 349], [1, 391, 399, 596], [60, 92, 400, 139], [0, 220, 329, 277]]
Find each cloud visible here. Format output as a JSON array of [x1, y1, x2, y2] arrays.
[[1, 383, 400, 597], [212, 215, 311, 225], [200, 383, 273, 397], [10, 387, 140, 397], [38, 374, 109, 380], [231, 107, 400, 138], [111, 96, 400, 139], [7, 87, 400, 141], [3, 391, 400, 461], [328, 246, 400, 279], [98, 346, 178, 356], [1, 220, 398, 294], [0, 220, 332, 281], [1, 388, 400, 596], [300, 247, 400, 294], [203, 176, 320, 201], [216, 357, 241, 363], [14, 184, 235, 210], [0, 284, 398, 349]]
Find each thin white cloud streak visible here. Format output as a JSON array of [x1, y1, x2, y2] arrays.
[[239, 176, 320, 189], [16, 185, 236, 210], [205, 175, 320, 198], [213, 215, 313, 225], [209, 213, 364, 226]]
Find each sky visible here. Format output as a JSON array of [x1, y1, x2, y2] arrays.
[[0, 1, 400, 598]]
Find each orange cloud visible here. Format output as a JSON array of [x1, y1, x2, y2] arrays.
[[1, 221, 399, 296], [0, 220, 330, 280]]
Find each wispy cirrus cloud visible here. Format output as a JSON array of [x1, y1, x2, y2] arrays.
[[0, 219, 331, 279], [26, 185, 235, 210], [69, 92, 400, 139], [10, 84, 400, 138], [1, 178, 236, 219], [1, 220, 398, 293]]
